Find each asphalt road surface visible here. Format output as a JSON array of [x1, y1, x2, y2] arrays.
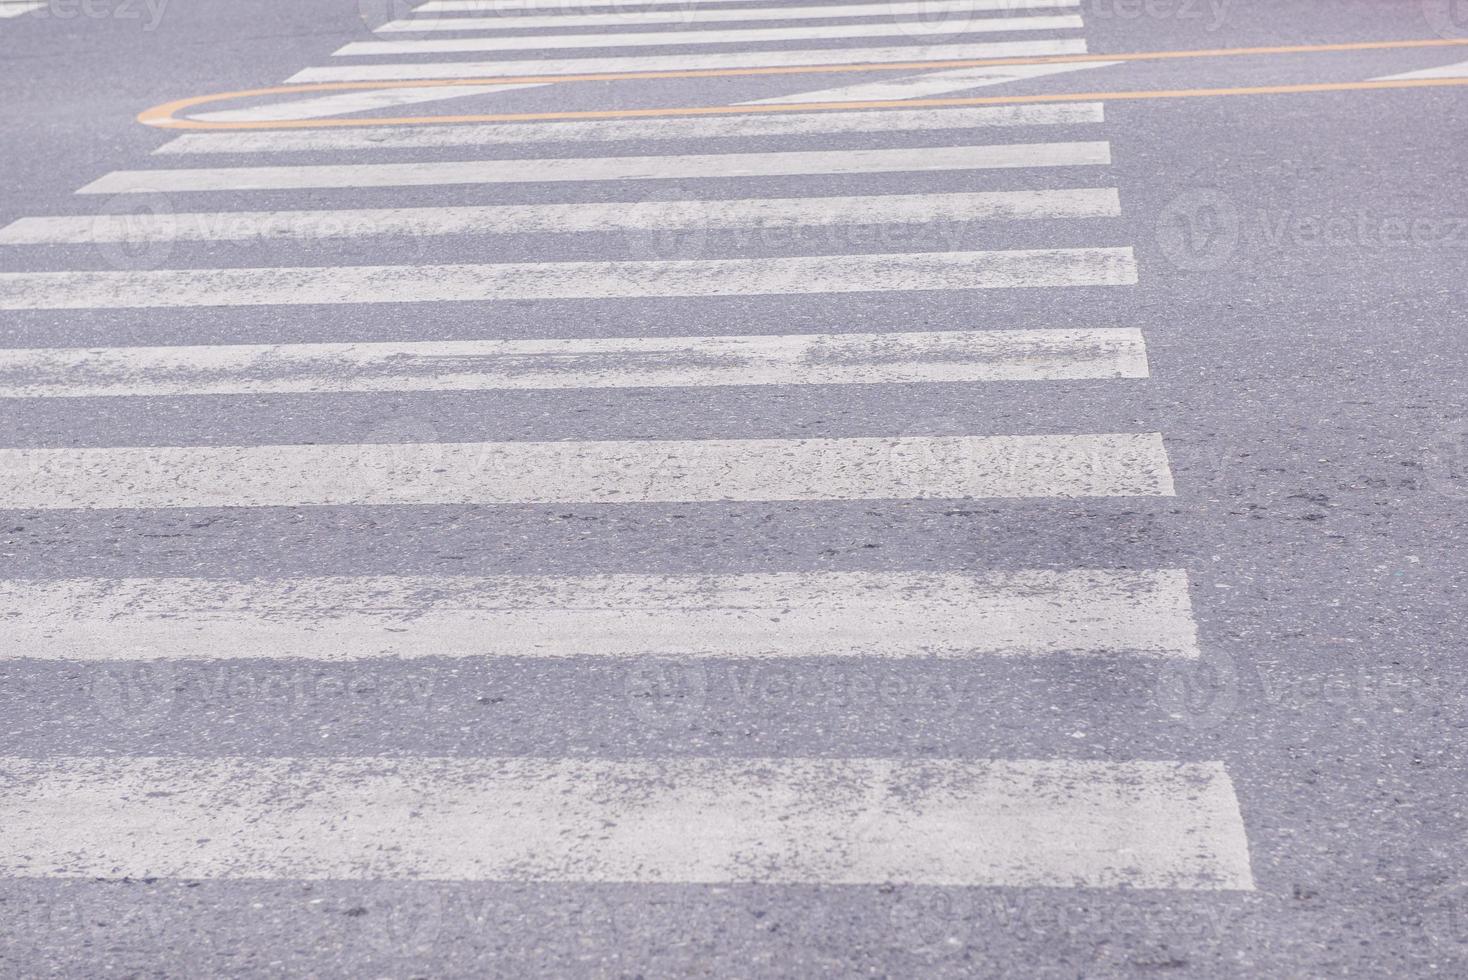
[[2, 0, 1467, 975]]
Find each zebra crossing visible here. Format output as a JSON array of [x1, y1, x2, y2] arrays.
[[0, 0, 1253, 899]]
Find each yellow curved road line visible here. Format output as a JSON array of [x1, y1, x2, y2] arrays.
[[139, 37, 1468, 130]]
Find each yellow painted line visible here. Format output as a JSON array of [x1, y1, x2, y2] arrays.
[[139, 36, 1468, 130], [143, 78, 1468, 131]]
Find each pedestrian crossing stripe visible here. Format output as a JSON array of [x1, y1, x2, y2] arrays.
[[0, 327, 1148, 397], [286, 39, 1090, 83], [0, 568, 1197, 661], [0, 248, 1138, 309], [0, 756, 1253, 888], [412, 0, 1079, 13], [0, 188, 1122, 244], [334, 15, 1085, 57], [80, 142, 1112, 194], [153, 103, 1105, 154], [0, 432, 1174, 509], [381, 0, 1079, 33]]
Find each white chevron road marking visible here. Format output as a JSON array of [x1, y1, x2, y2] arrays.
[[745, 59, 1119, 104], [189, 83, 546, 123]]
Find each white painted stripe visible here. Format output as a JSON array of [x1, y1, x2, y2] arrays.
[[2, 188, 1122, 245], [0, 756, 1253, 888], [417, 0, 1076, 12], [381, 0, 1080, 32], [0, 327, 1149, 398], [746, 60, 1118, 104], [1372, 59, 1468, 81], [285, 39, 1089, 82], [0, 568, 1196, 661], [335, 15, 1084, 55], [0, 1, 45, 17], [190, 83, 545, 123], [0, 432, 1174, 508], [80, 142, 1111, 194], [154, 103, 1106, 155], [0, 248, 1139, 309]]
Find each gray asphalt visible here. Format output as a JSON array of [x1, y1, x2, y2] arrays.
[[2, 0, 1468, 975]]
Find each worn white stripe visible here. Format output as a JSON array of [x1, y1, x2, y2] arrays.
[[0, 248, 1139, 309], [381, 2, 1078, 32], [417, 0, 1076, 12], [80, 142, 1111, 194], [1372, 59, 1468, 81], [336, 15, 1083, 55], [746, 60, 1118, 104], [0, 327, 1148, 398], [190, 83, 545, 123], [0, 1, 44, 16], [0, 567, 1196, 661], [0, 756, 1253, 889], [154, 103, 1105, 155], [0, 432, 1174, 509], [2, 188, 1121, 245], [286, 39, 1089, 82]]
